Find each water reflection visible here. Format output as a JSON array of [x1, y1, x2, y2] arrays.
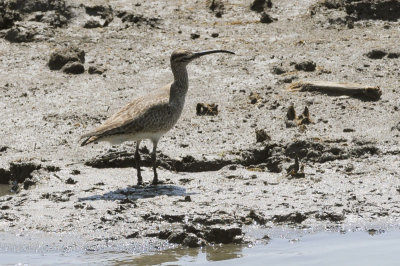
[[0, 184, 11, 197], [113, 244, 245, 266]]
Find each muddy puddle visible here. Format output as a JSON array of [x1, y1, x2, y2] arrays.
[[1, 230, 399, 265]]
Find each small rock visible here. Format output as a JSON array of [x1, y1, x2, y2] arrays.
[[209, 0, 225, 17], [255, 129, 270, 143], [249, 91, 261, 104], [182, 233, 201, 247], [5, 26, 35, 42], [204, 226, 242, 244], [126, 231, 139, 239], [271, 65, 286, 75], [167, 231, 188, 244], [184, 195, 192, 202], [23, 179, 36, 190], [343, 128, 355, 133], [196, 103, 218, 116], [211, 32, 219, 38], [88, 65, 106, 75], [62, 62, 85, 74], [70, 169, 80, 175], [65, 177, 77, 184], [387, 52, 400, 59], [260, 12, 275, 23], [190, 33, 200, 39], [295, 61, 316, 72], [251, 0, 272, 12], [84, 19, 102, 28], [365, 49, 387, 59], [286, 104, 296, 120], [48, 46, 85, 70]]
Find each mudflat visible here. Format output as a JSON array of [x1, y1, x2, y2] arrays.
[[1, 0, 400, 252]]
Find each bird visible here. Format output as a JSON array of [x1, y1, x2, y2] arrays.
[[81, 49, 235, 185]]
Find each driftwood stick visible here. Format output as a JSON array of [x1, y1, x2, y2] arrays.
[[288, 81, 382, 101]]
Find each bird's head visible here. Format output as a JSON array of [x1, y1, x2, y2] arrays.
[[170, 49, 235, 66]]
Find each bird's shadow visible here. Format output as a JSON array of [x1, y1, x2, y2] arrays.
[[79, 184, 194, 202]]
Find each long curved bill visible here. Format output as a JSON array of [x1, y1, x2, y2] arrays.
[[191, 49, 235, 59]]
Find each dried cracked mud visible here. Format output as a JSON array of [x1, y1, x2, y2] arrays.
[[1, 0, 400, 253]]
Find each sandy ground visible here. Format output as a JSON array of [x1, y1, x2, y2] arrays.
[[1, 0, 400, 252]]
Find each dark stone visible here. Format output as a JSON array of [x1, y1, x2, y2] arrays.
[[209, 0, 225, 17], [9, 162, 41, 184], [158, 230, 172, 239], [88, 65, 106, 74], [204, 226, 242, 244], [260, 12, 275, 23], [315, 212, 345, 222], [182, 233, 200, 247], [167, 231, 188, 244], [365, 49, 387, 59], [115, 10, 159, 27], [255, 129, 270, 143], [5, 26, 35, 42], [251, 0, 267, 12], [0, 5, 21, 29], [211, 32, 219, 38], [71, 169, 80, 175], [125, 231, 139, 239], [23, 179, 36, 190], [62, 62, 85, 74], [84, 19, 102, 28], [45, 165, 60, 172], [248, 210, 266, 225], [162, 214, 185, 223], [294, 60, 316, 71], [345, 0, 400, 21], [190, 33, 200, 39], [48, 46, 85, 70], [387, 52, 400, 59], [271, 66, 286, 75], [65, 177, 77, 184], [272, 212, 308, 224]]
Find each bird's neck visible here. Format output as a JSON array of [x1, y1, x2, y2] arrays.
[[170, 64, 189, 103]]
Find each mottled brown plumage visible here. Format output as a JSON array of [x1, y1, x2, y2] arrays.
[[81, 49, 234, 185]]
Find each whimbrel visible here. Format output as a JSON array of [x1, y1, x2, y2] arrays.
[[81, 49, 234, 185]]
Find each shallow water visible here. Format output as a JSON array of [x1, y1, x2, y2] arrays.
[[0, 185, 11, 197], [1, 230, 400, 266]]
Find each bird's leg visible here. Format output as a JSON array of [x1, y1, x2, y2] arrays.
[[151, 140, 159, 185], [135, 140, 143, 185]]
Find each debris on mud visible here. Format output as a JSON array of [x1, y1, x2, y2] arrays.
[[196, 103, 218, 116], [115, 10, 159, 27], [62, 61, 84, 74], [310, 0, 400, 27], [208, 0, 225, 18], [288, 81, 382, 101], [88, 65, 106, 75], [249, 91, 261, 104], [255, 129, 270, 143], [84, 4, 113, 27], [48, 46, 85, 71], [260, 12, 276, 24], [294, 60, 316, 72], [365, 49, 387, 59], [250, 0, 272, 13], [5, 25, 36, 42]]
